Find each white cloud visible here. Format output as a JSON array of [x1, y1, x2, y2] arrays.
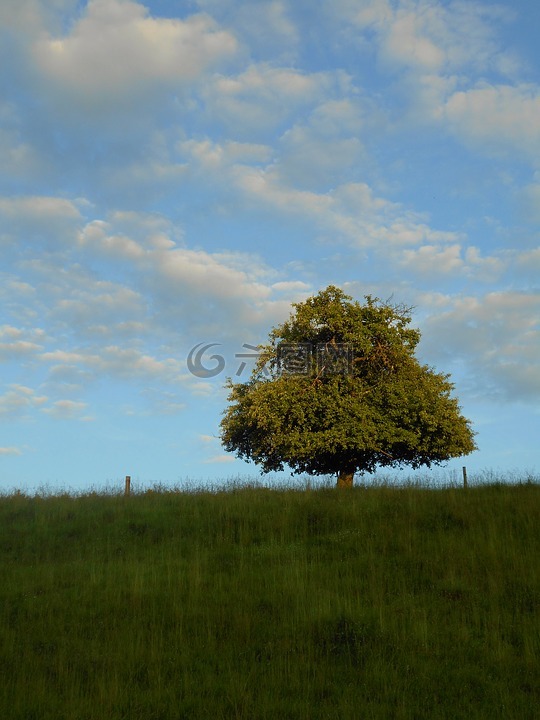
[[0, 196, 82, 250], [239, 0, 298, 48], [79, 211, 182, 257], [275, 100, 367, 190], [178, 138, 272, 170], [203, 64, 350, 138], [345, 0, 515, 77], [384, 9, 445, 72], [400, 243, 504, 280], [41, 346, 188, 385], [0, 0, 76, 34], [0, 195, 81, 221], [175, 134, 503, 287], [0, 446, 23, 456], [152, 246, 274, 304], [234, 164, 333, 220], [53, 284, 145, 331], [233, 166, 462, 254], [195, 0, 299, 62], [78, 221, 146, 260], [401, 243, 464, 275], [440, 83, 540, 163], [270, 280, 311, 294], [0, 198, 304, 393], [42, 399, 88, 419], [146, 245, 285, 335], [333, 0, 534, 166], [420, 291, 540, 403], [0, 124, 43, 181], [182, 138, 464, 262], [515, 247, 540, 271], [338, 0, 392, 29], [104, 160, 189, 201], [0, 340, 42, 360], [33, 0, 238, 103], [0, 384, 48, 417], [2, 250, 151, 346], [464, 246, 505, 281]]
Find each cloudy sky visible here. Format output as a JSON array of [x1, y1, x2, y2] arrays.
[[1, 0, 538, 491]]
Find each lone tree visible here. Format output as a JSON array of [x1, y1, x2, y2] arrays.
[[220, 286, 476, 487]]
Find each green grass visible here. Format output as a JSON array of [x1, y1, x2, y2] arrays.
[[1, 479, 539, 719]]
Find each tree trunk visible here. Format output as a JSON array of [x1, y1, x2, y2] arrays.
[[337, 469, 354, 488]]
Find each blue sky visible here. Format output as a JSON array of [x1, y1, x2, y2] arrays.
[[1, 0, 538, 492]]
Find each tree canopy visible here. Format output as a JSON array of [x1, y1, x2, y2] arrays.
[[220, 286, 477, 487]]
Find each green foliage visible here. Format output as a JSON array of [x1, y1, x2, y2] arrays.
[[0, 482, 539, 719], [221, 286, 476, 482]]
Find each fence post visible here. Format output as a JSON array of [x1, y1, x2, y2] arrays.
[[462, 466, 468, 489], [125, 475, 131, 496]]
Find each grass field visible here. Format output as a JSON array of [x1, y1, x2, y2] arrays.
[[1, 477, 539, 719]]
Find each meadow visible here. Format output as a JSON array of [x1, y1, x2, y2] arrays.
[[1, 475, 539, 719]]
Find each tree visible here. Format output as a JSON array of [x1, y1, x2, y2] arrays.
[[220, 286, 477, 487]]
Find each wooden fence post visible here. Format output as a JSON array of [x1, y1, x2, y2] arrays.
[[125, 475, 131, 496], [462, 466, 468, 489]]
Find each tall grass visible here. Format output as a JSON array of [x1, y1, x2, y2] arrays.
[[1, 479, 539, 719]]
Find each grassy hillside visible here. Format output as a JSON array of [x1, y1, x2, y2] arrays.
[[1, 481, 539, 719]]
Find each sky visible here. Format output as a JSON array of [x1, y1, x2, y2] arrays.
[[1, 0, 539, 493]]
